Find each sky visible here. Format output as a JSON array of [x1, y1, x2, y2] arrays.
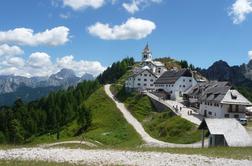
[[1, 0, 252, 77]]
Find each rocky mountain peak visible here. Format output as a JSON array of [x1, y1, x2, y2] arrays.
[[50, 68, 76, 80]]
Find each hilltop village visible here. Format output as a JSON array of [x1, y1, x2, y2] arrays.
[[124, 45, 252, 147], [125, 45, 252, 120]]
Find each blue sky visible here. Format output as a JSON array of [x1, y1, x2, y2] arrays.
[[0, 0, 252, 77]]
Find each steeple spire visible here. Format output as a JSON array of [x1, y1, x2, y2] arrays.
[[142, 43, 152, 61]]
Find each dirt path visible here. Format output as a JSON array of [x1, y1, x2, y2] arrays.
[[39, 141, 98, 148], [0, 147, 251, 166], [104, 84, 206, 148]]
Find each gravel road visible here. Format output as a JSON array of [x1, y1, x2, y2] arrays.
[[104, 84, 205, 148], [0, 147, 251, 166]]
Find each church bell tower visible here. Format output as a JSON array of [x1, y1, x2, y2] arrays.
[[142, 43, 152, 62]]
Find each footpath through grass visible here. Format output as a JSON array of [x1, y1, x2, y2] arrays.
[[83, 87, 142, 148], [112, 84, 201, 144]]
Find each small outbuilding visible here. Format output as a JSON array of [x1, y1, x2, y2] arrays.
[[198, 118, 252, 147]]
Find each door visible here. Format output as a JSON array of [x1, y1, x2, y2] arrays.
[[204, 110, 207, 117]]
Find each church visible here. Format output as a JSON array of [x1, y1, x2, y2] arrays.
[[125, 44, 167, 91]]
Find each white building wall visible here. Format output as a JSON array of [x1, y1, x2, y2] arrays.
[[199, 103, 246, 118], [155, 76, 196, 100], [125, 70, 157, 91]]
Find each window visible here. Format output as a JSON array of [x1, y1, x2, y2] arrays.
[[144, 79, 147, 82], [149, 74, 151, 77], [150, 79, 153, 82], [144, 83, 147, 86], [138, 78, 141, 81], [208, 111, 212, 115], [144, 74, 147, 76], [234, 114, 239, 118], [183, 85, 185, 88], [225, 114, 230, 118], [183, 79, 185, 82], [150, 84, 153, 86], [189, 79, 192, 82], [235, 105, 239, 112], [137, 83, 141, 86], [179, 85, 181, 87], [229, 105, 233, 112]]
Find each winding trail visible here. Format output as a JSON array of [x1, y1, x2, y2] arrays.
[[104, 84, 206, 148], [39, 141, 98, 148]]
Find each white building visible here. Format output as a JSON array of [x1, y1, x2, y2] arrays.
[[198, 82, 252, 118], [125, 67, 158, 91], [154, 69, 198, 100], [125, 44, 166, 91]]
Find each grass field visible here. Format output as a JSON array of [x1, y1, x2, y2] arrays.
[[24, 86, 142, 148], [0, 160, 80, 166], [83, 87, 142, 148]]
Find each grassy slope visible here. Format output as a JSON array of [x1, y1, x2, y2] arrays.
[[83, 87, 142, 148], [118, 91, 201, 144], [31, 120, 80, 144], [33, 87, 142, 148]]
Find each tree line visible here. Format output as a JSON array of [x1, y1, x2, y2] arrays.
[[97, 57, 134, 84], [0, 80, 100, 144]]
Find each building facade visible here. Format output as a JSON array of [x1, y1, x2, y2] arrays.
[[125, 68, 158, 91], [185, 81, 252, 118], [154, 69, 198, 100]]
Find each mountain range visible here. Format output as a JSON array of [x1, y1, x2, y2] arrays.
[[197, 60, 252, 89], [0, 68, 95, 106]]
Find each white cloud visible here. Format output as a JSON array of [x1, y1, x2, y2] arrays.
[[63, 0, 105, 10], [123, 0, 139, 14], [0, 26, 70, 46], [0, 52, 106, 77], [28, 52, 52, 68], [229, 0, 252, 24], [123, 0, 162, 14], [248, 50, 252, 59], [6, 57, 25, 67], [56, 55, 106, 76], [88, 17, 156, 40], [0, 44, 24, 57]]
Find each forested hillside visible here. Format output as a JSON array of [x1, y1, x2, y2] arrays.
[[0, 57, 136, 144], [0, 80, 100, 144], [97, 57, 134, 84]]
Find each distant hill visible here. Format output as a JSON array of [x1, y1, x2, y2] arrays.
[[0, 68, 95, 106], [0, 86, 61, 106]]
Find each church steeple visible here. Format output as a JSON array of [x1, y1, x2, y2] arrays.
[[142, 43, 152, 61]]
